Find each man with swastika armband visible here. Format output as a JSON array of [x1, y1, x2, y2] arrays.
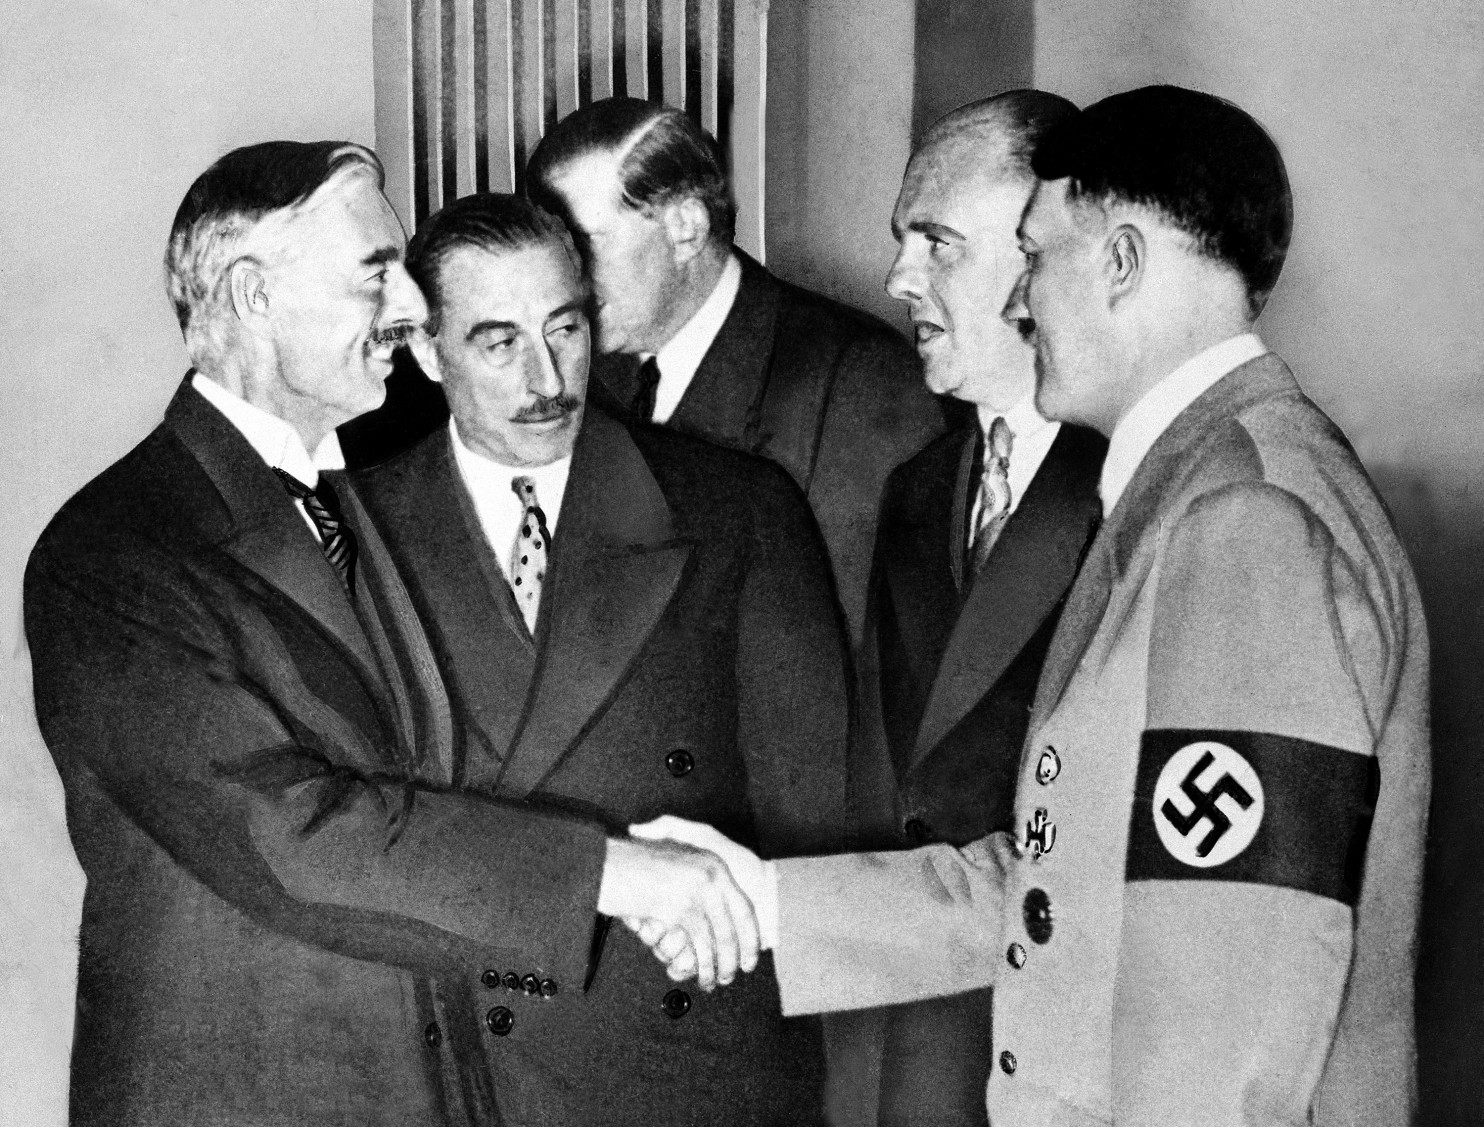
[[630, 85, 1430, 1127]]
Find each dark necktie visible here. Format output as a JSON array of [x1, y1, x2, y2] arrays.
[[274, 468, 358, 594], [632, 355, 662, 421]]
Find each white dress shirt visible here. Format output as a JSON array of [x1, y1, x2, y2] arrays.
[[190, 372, 345, 541], [969, 397, 1062, 548], [647, 253, 743, 423], [1100, 333, 1269, 517], [448, 417, 572, 590]]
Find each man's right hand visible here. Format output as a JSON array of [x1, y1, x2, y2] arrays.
[[596, 835, 760, 991]]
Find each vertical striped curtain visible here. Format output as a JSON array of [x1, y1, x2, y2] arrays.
[[373, 0, 768, 259]]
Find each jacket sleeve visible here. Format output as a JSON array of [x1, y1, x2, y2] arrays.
[[25, 533, 607, 985], [1115, 480, 1426, 1127], [733, 462, 852, 858]]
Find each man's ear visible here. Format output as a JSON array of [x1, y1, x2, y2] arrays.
[[227, 256, 270, 325], [1106, 224, 1144, 307], [660, 197, 712, 266], [410, 331, 443, 383]]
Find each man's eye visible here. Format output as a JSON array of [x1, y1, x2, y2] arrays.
[[486, 337, 516, 353], [550, 322, 581, 337]]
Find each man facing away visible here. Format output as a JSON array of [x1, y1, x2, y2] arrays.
[[824, 89, 1105, 1127], [350, 192, 851, 1126], [25, 143, 782, 1126], [525, 97, 951, 646], [639, 86, 1430, 1127]]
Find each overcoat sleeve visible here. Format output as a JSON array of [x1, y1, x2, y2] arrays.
[[25, 533, 607, 984], [734, 463, 852, 858], [1116, 480, 1427, 1127]]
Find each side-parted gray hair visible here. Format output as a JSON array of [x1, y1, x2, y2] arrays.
[[164, 140, 383, 362]]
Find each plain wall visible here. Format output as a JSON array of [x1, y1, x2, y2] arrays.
[[1031, 3, 1483, 1123], [0, 2, 375, 1123], [765, 0, 917, 327]]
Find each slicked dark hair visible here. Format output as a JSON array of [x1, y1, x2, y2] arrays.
[[406, 192, 576, 334], [526, 97, 736, 246], [165, 140, 383, 335], [1033, 85, 1292, 314]]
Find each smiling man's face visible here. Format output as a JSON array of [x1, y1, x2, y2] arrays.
[[413, 239, 590, 467], [885, 141, 1037, 411]]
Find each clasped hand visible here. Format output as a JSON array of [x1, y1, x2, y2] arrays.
[[596, 816, 773, 991]]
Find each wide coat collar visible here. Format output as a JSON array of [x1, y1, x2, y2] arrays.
[[901, 422, 1104, 769], [162, 377, 384, 687], [433, 407, 694, 800], [1030, 353, 1303, 728], [593, 250, 781, 451]]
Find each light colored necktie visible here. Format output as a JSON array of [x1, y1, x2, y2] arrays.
[[509, 476, 550, 634], [971, 415, 1014, 573]]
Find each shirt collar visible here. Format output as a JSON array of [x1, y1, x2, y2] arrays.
[[653, 253, 742, 388], [976, 395, 1055, 445], [448, 416, 573, 530], [191, 371, 344, 485], [1099, 333, 1268, 516]]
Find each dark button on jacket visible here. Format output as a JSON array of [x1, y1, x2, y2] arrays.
[[661, 989, 691, 1019], [486, 1006, 515, 1036], [665, 748, 694, 777]]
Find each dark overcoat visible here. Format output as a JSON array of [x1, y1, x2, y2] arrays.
[[26, 381, 614, 1126], [589, 251, 951, 646], [351, 404, 851, 1127]]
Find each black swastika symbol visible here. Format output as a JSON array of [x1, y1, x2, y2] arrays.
[[1160, 750, 1255, 858]]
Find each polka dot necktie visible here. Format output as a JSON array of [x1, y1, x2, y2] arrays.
[[509, 476, 551, 634], [971, 415, 1014, 574], [274, 468, 357, 594]]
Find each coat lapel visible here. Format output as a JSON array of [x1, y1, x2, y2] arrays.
[[912, 426, 1104, 765], [495, 408, 693, 799], [665, 251, 780, 449], [1029, 354, 1301, 727], [352, 431, 540, 792], [164, 379, 384, 686]]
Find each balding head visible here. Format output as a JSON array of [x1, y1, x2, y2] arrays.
[[887, 90, 1077, 410], [914, 89, 1078, 188]]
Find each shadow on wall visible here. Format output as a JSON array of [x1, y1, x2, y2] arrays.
[[1375, 467, 1484, 1127], [911, 0, 1034, 141]]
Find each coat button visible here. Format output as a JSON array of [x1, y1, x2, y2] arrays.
[[502, 972, 520, 991], [1036, 747, 1062, 785], [661, 989, 691, 1019], [665, 749, 694, 777], [540, 978, 559, 998], [903, 817, 931, 844], [1023, 888, 1053, 945], [521, 974, 540, 995], [486, 1006, 514, 1036], [481, 969, 500, 989], [999, 1049, 1017, 1075], [1006, 942, 1027, 969], [423, 1021, 442, 1048]]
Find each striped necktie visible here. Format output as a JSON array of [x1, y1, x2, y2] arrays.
[[274, 468, 357, 594], [971, 415, 1014, 574]]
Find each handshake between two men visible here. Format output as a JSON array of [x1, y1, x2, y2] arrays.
[[597, 816, 780, 991]]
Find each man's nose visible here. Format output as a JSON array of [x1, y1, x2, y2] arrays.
[[884, 247, 921, 303], [1001, 271, 1031, 326], [382, 262, 429, 331], [529, 340, 565, 398]]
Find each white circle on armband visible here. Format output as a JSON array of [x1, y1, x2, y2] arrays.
[[1152, 741, 1265, 868]]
